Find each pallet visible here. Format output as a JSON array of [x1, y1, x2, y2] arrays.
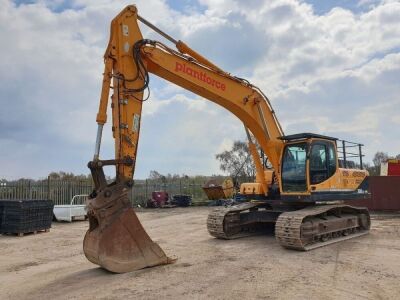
[[1, 228, 50, 237]]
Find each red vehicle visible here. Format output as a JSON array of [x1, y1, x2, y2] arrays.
[[146, 191, 169, 208]]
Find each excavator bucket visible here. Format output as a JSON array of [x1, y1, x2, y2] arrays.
[[83, 183, 173, 273]]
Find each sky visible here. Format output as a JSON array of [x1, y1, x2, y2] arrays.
[[0, 0, 399, 180]]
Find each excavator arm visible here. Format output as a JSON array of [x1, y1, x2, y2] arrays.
[[84, 5, 284, 273]]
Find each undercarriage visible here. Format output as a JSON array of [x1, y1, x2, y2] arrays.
[[207, 202, 370, 250]]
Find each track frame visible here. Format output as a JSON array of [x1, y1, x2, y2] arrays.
[[207, 202, 370, 251]]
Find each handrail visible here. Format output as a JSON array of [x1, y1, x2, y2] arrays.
[[337, 140, 365, 169]]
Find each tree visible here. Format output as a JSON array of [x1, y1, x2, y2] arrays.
[[396, 154, 400, 160], [149, 170, 164, 180], [368, 151, 388, 175], [48, 171, 90, 180], [364, 151, 389, 176], [215, 141, 256, 181], [372, 152, 388, 167], [363, 162, 375, 176]]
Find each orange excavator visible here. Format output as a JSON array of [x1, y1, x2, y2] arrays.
[[84, 5, 370, 273]]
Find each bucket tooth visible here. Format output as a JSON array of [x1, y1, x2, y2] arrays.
[[83, 183, 173, 273]]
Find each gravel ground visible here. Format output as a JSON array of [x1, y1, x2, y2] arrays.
[[0, 207, 399, 300]]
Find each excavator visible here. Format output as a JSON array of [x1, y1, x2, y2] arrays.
[[83, 5, 371, 273]]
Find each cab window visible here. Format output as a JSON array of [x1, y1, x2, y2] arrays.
[[309, 142, 337, 184], [281, 143, 307, 192], [310, 144, 327, 184], [327, 143, 337, 177]]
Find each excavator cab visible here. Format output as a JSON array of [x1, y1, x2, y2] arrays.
[[279, 133, 369, 201], [281, 136, 338, 193]]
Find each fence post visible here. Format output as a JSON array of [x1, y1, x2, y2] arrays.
[[28, 180, 32, 199], [69, 181, 72, 203], [47, 176, 51, 200], [145, 179, 148, 200]]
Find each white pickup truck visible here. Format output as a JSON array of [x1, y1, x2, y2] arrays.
[[53, 194, 88, 222]]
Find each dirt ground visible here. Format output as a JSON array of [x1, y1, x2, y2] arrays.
[[0, 207, 399, 300]]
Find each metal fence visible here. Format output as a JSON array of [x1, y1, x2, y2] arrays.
[[0, 178, 208, 206], [131, 180, 208, 206]]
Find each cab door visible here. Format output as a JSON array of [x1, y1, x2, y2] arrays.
[[309, 140, 337, 186], [281, 142, 308, 192]]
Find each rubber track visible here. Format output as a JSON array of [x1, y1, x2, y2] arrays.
[[207, 202, 259, 239], [275, 204, 370, 251]]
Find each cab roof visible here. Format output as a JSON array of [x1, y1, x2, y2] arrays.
[[278, 133, 338, 141]]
